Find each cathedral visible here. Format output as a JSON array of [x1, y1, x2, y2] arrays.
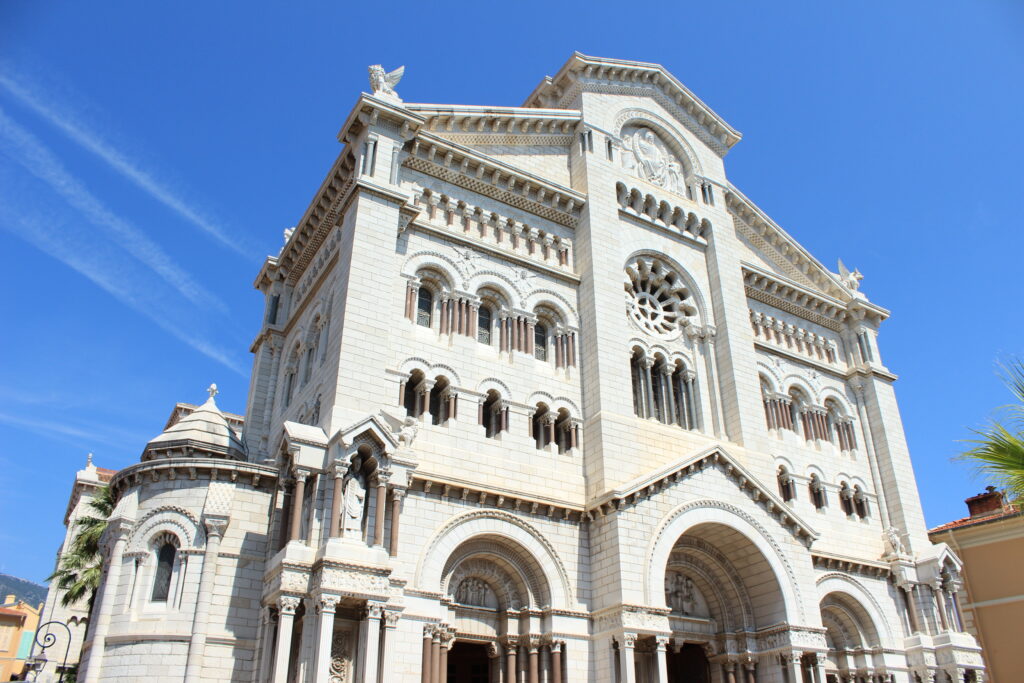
[[38, 54, 985, 683]]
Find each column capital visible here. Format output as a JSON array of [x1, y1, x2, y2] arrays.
[[278, 595, 301, 615], [621, 632, 637, 649], [655, 635, 670, 651], [392, 486, 407, 501], [203, 515, 230, 539], [318, 594, 340, 613], [292, 468, 310, 483], [363, 601, 385, 620], [373, 469, 392, 487], [382, 609, 401, 629]]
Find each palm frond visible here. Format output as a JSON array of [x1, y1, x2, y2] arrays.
[[959, 421, 1024, 501]]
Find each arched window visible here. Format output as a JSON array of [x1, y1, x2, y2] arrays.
[[808, 474, 827, 509], [403, 370, 426, 418], [554, 408, 574, 454], [534, 323, 548, 361], [151, 541, 177, 602], [839, 482, 855, 516], [477, 306, 493, 345], [670, 361, 697, 430], [630, 349, 648, 418], [481, 390, 505, 438], [428, 376, 452, 426], [531, 403, 551, 450], [777, 467, 796, 502], [853, 486, 869, 519], [283, 349, 299, 409], [417, 287, 434, 327]]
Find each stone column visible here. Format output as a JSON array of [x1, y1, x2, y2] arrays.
[[440, 629, 453, 682], [933, 582, 950, 631], [724, 659, 738, 683], [505, 637, 518, 683], [313, 595, 340, 683], [432, 628, 442, 683], [256, 608, 277, 683], [655, 636, 670, 683], [488, 642, 501, 683], [289, 470, 307, 542], [373, 471, 390, 547], [902, 584, 921, 633], [642, 357, 655, 419], [619, 633, 637, 683], [390, 487, 405, 557], [272, 596, 301, 683], [810, 653, 826, 683], [184, 515, 229, 683], [743, 657, 757, 683], [360, 602, 384, 683], [81, 519, 129, 683], [551, 640, 563, 683], [662, 366, 677, 425], [421, 626, 434, 683], [380, 610, 400, 683], [329, 460, 345, 538], [780, 651, 802, 683], [528, 637, 540, 683], [700, 327, 726, 438]]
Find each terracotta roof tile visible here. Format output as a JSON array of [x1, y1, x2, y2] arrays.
[[929, 506, 1023, 533]]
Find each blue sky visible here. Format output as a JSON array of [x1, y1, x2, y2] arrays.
[[1, 1, 1021, 583]]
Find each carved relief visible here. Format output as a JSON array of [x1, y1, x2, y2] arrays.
[[620, 126, 687, 195], [329, 629, 353, 683]]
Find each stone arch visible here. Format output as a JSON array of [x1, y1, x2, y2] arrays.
[[613, 107, 703, 177], [403, 251, 462, 290], [667, 537, 754, 630], [756, 361, 783, 392], [524, 289, 578, 325], [476, 377, 513, 400], [468, 271, 522, 306], [819, 387, 855, 417], [128, 505, 202, 552], [646, 499, 804, 623], [417, 510, 573, 608], [816, 573, 892, 645]]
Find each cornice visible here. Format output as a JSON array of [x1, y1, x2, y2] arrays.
[[405, 132, 584, 228], [812, 553, 891, 578], [411, 472, 585, 523], [743, 265, 854, 330], [110, 458, 279, 496], [524, 53, 741, 154], [405, 103, 581, 138]]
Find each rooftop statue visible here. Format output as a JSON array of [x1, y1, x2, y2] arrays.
[[368, 64, 405, 102]]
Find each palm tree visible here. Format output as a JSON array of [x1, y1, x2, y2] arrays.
[[959, 360, 1024, 502], [47, 485, 114, 609]]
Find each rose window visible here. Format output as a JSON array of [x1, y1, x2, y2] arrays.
[[625, 258, 696, 337]]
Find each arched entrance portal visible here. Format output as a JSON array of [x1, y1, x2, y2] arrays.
[[447, 641, 490, 683], [667, 643, 709, 683]]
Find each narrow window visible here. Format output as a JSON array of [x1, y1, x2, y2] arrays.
[[151, 542, 176, 602], [809, 475, 827, 509], [857, 331, 874, 362], [284, 370, 296, 408], [854, 486, 869, 518], [266, 295, 280, 325], [403, 370, 425, 417], [482, 391, 503, 438], [534, 324, 548, 361], [429, 377, 450, 426], [706, 184, 715, 206], [302, 347, 315, 385], [778, 468, 796, 502], [839, 483, 855, 516], [630, 351, 646, 418], [477, 307, 492, 345], [606, 138, 614, 161], [416, 288, 433, 327], [532, 404, 550, 450]]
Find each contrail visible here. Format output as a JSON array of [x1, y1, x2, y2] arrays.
[[0, 106, 229, 314], [0, 69, 258, 260]]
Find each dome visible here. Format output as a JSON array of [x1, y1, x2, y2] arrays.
[[142, 385, 246, 460]]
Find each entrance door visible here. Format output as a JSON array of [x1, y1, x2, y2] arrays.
[[447, 641, 490, 683], [667, 643, 709, 683]]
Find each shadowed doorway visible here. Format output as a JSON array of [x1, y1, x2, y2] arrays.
[[447, 641, 490, 683], [668, 643, 709, 683]]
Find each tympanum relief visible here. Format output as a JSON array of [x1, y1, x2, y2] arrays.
[[665, 571, 709, 618], [620, 126, 688, 196]]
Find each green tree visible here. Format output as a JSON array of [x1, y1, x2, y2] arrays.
[[47, 485, 114, 609], [959, 360, 1024, 502]]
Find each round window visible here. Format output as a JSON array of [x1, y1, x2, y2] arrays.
[[625, 258, 696, 337]]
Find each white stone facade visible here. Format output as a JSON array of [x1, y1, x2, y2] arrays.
[[46, 54, 985, 683]]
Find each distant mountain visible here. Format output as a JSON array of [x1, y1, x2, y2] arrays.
[[0, 573, 47, 609]]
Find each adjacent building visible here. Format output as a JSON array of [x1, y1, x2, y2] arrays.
[[41, 54, 986, 682], [1, 595, 42, 681], [929, 487, 1024, 682]]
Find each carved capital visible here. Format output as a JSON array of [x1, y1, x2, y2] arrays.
[[655, 636, 670, 651], [383, 610, 401, 628], [278, 595, 301, 615], [204, 515, 230, 539], [363, 602, 385, 620], [319, 594, 341, 612], [292, 469, 309, 483], [621, 632, 637, 649]]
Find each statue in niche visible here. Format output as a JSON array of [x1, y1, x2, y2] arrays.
[[455, 577, 489, 606], [341, 456, 367, 539], [620, 126, 687, 195], [665, 571, 697, 614]]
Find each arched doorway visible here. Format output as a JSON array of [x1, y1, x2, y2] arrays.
[[447, 641, 490, 683], [667, 643, 709, 683], [819, 592, 882, 679]]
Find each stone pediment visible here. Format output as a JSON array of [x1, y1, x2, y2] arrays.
[[524, 53, 742, 156], [336, 414, 400, 454], [588, 446, 819, 546]]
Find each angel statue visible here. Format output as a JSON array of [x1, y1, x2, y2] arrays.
[[368, 64, 405, 102]]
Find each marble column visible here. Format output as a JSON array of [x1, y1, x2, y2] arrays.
[[81, 520, 130, 683], [184, 516, 229, 683], [505, 637, 518, 683], [360, 603, 384, 683], [390, 488, 405, 557], [313, 595, 340, 683], [810, 653, 826, 683], [655, 637, 670, 683], [528, 638, 539, 683], [933, 583, 950, 631], [373, 471, 390, 547], [433, 629, 442, 683], [329, 460, 345, 538], [256, 608, 277, 683], [421, 626, 433, 683], [901, 585, 921, 634], [551, 641, 563, 683], [743, 657, 757, 683], [380, 610, 400, 683], [724, 660, 738, 683], [780, 651, 802, 683], [271, 596, 301, 683], [289, 470, 307, 542], [619, 633, 637, 683], [440, 629, 453, 682]]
